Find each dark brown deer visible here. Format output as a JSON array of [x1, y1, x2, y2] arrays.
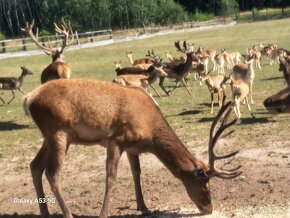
[[264, 86, 290, 113], [159, 41, 200, 95], [21, 19, 74, 84], [0, 66, 33, 104], [24, 78, 241, 218], [278, 57, 290, 86]]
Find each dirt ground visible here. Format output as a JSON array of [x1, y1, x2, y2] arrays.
[[0, 132, 289, 218]]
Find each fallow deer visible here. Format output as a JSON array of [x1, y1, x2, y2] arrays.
[[159, 41, 200, 95], [264, 86, 290, 113], [0, 66, 33, 104], [21, 19, 74, 84], [232, 54, 255, 104], [126, 51, 154, 66], [224, 51, 241, 69], [112, 64, 167, 105], [24, 79, 241, 218], [222, 76, 255, 119], [199, 72, 227, 113], [214, 51, 226, 75], [195, 47, 216, 73], [248, 46, 262, 70], [166, 52, 186, 65]]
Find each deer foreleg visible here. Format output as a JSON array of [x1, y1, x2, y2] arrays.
[[127, 154, 148, 213], [250, 82, 254, 104], [100, 143, 122, 218], [211, 93, 214, 114], [7, 90, 15, 104], [159, 77, 170, 96], [245, 96, 255, 118]]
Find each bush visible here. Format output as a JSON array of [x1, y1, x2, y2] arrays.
[[0, 32, 6, 40]]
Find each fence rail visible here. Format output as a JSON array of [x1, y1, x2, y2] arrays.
[[0, 18, 231, 54]]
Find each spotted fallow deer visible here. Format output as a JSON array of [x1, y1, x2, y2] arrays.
[[199, 72, 227, 114], [264, 86, 290, 113], [126, 51, 154, 66], [222, 76, 255, 119], [21, 19, 74, 84], [24, 79, 241, 218], [0, 66, 33, 104]]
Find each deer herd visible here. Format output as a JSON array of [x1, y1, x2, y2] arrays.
[[1, 20, 290, 218]]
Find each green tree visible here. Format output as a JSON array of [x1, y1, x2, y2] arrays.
[[220, 0, 239, 18]]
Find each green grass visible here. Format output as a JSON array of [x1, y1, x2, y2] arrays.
[[1, 18, 290, 165]]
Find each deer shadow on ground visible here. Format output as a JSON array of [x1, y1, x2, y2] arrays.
[[0, 121, 30, 131]]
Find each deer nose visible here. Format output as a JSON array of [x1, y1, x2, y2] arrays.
[[263, 98, 272, 107]]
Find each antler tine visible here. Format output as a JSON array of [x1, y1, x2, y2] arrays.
[[174, 40, 184, 53], [21, 20, 55, 53], [54, 19, 74, 53], [208, 101, 241, 179]]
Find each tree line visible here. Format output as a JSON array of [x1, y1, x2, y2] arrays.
[[0, 0, 289, 39]]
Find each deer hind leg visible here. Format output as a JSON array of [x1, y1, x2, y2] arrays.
[[149, 85, 161, 98], [99, 142, 122, 218], [249, 82, 254, 104], [210, 93, 214, 114], [45, 130, 73, 218], [7, 90, 15, 104], [30, 140, 50, 218], [245, 96, 255, 118], [127, 154, 148, 213], [159, 77, 170, 96], [0, 96, 5, 104]]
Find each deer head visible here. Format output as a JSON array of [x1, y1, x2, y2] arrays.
[[264, 86, 290, 113]]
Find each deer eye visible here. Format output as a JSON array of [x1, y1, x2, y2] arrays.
[[194, 168, 208, 178]]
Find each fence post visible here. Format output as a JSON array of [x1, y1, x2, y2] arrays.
[[1, 41, 6, 53], [22, 39, 27, 51], [75, 31, 80, 45]]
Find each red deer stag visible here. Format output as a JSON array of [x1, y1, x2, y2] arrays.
[[21, 19, 74, 84], [24, 79, 241, 218], [0, 66, 33, 104]]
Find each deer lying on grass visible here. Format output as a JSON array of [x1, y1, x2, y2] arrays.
[[0, 66, 33, 104], [222, 76, 255, 119], [21, 19, 74, 84], [264, 86, 290, 113], [24, 78, 241, 218], [113, 64, 167, 105], [232, 54, 255, 104], [159, 41, 200, 95], [199, 72, 227, 113]]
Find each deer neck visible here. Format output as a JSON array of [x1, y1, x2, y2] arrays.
[[147, 70, 159, 85], [151, 119, 207, 179], [127, 55, 134, 65]]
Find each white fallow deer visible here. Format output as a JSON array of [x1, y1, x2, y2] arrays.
[[24, 79, 241, 218], [232, 54, 255, 104], [0, 66, 33, 104], [199, 72, 227, 114], [21, 19, 74, 84]]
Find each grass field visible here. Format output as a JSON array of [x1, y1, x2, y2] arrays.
[[0, 18, 290, 217]]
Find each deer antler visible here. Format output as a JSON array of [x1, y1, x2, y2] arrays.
[[21, 20, 55, 53], [207, 101, 242, 179], [54, 19, 74, 53]]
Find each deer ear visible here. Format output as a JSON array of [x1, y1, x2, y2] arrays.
[[194, 168, 208, 178]]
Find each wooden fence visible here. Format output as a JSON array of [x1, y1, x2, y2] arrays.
[[0, 18, 232, 54]]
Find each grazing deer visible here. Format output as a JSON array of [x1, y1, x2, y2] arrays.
[[21, 19, 74, 84], [24, 79, 241, 218], [112, 64, 167, 105], [159, 41, 200, 95], [0, 66, 33, 104], [199, 72, 227, 113], [264, 86, 290, 113], [232, 54, 255, 104]]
